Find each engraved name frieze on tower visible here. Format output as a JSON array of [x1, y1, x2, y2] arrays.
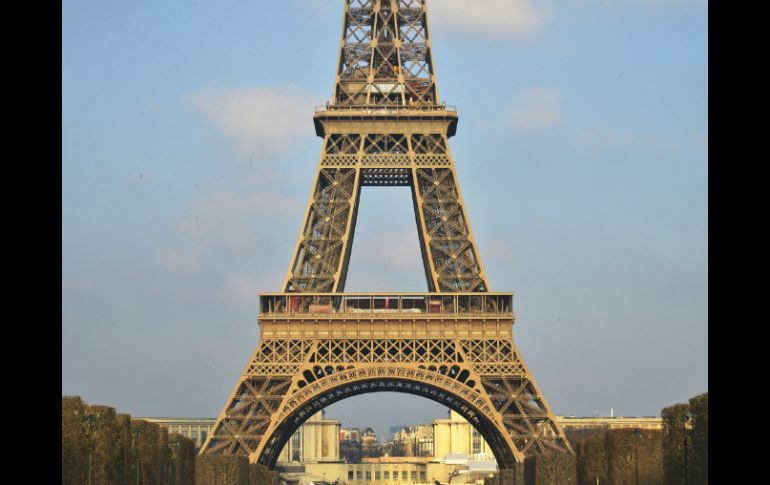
[[199, 0, 572, 468]]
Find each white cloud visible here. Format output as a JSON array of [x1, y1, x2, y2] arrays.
[[222, 270, 287, 306], [353, 228, 425, 273], [188, 85, 324, 159], [482, 239, 516, 265], [164, 84, 320, 304], [430, 0, 544, 36], [574, 124, 673, 152], [691, 131, 708, 148], [298, 0, 704, 39], [138, 186, 302, 306], [572, 0, 706, 5], [294, 0, 338, 14], [163, 189, 303, 270], [626, 0, 706, 5], [506, 87, 564, 132]]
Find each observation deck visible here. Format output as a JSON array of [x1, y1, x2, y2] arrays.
[[313, 103, 460, 138], [258, 293, 515, 340]]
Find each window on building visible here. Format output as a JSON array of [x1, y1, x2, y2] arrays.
[[201, 431, 207, 444], [420, 471, 426, 481], [192, 430, 198, 441], [411, 470, 417, 481], [472, 428, 482, 455], [365, 470, 371, 480], [357, 470, 362, 480], [383, 471, 389, 480], [375, 471, 381, 480], [291, 430, 301, 462], [349, 470, 354, 480], [402, 470, 407, 481]]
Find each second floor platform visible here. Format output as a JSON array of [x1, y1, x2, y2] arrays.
[[259, 292, 513, 322]]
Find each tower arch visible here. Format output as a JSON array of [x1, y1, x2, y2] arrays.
[[255, 366, 518, 468]]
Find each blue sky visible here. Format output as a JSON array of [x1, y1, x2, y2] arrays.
[[62, 0, 707, 439]]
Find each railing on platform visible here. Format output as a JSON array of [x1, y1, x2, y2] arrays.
[[259, 292, 513, 318], [315, 103, 457, 113]]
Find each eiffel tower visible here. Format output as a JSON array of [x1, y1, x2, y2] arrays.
[[200, 0, 571, 468]]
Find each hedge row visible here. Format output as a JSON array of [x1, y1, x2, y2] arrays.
[[62, 398, 279, 485], [662, 392, 708, 485], [476, 430, 666, 485], [65, 392, 706, 485], [524, 452, 577, 485], [62, 396, 196, 485], [688, 393, 708, 484], [572, 428, 664, 484], [485, 453, 575, 485], [194, 455, 278, 485], [484, 464, 524, 485], [573, 430, 607, 484], [570, 392, 708, 485], [609, 429, 663, 484]]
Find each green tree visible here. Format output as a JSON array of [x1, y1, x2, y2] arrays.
[[62, 396, 87, 485], [662, 403, 690, 485], [170, 433, 196, 485], [636, 429, 664, 485], [195, 454, 249, 485], [131, 419, 166, 485], [574, 433, 607, 485], [87, 405, 119, 485], [606, 429, 635, 484], [524, 451, 576, 485], [116, 414, 135, 485], [688, 393, 708, 485], [249, 463, 280, 485], [605, 429, 663, 485]]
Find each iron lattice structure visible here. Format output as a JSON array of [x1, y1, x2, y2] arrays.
[[200, 0, 571, 468]]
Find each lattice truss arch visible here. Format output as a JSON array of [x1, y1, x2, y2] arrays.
[[202, 337, 571, 464], [336, 0, 438, 106]]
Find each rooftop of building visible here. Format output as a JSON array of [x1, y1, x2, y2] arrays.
[[136, 413, 663, 430], [362, 456, 433, 464]]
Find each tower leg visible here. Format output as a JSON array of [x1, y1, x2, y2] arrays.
[[284, 167, 361, 293]]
